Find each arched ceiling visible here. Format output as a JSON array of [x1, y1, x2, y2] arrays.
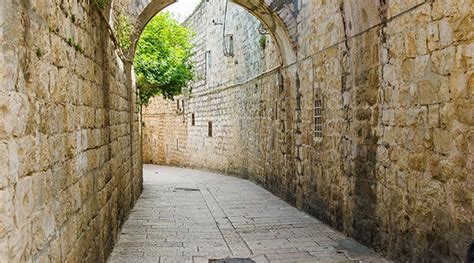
[[124, 0, 298, 65]]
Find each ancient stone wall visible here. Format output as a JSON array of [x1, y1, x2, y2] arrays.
[[142, 0, 280, 167], [143, 0, 473, 261], [142, 97, 187, 165], [0, 1, 142, 261]]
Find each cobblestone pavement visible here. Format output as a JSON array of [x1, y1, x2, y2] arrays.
[[108, 165, 391, 263]]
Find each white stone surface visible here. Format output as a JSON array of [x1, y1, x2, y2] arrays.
[[109, 165, 389, 263]]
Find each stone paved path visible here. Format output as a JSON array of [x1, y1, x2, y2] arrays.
[[108, 165, 390, 263]]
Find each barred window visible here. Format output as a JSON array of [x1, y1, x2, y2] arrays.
[[314, 97, 323, 139]]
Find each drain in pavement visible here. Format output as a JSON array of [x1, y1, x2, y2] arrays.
[[174, 187, 200, 192], [209, 258, 255, 263]]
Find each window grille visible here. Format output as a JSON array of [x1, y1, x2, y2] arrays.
[[314, 97, 323, 139]]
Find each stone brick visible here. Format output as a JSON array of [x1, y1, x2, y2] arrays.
[[14, 176, 34, 229], [433, 129, 452, 154], [439, 20, 454, 48], [0, 189, 14, 239], [431, 46, 456, 76], [0, 143, 8, 189], [417, 79, 440, 105], [0, 94, 30, 140], [456, 100, 474, 125]]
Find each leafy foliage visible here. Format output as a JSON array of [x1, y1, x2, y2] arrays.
[[116, 13, 133, 50], [134, 12, 195, 106]]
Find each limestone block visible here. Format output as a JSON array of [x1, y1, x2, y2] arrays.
[[455, 43, 474, 70], [388, 0, 425, 18], [401, 59, 415, 83], [439, 103, 455, 129], [0, 189, 14, 239], [0, 49, 18, 92], [415, 26, 428, 56], [16, 136, 37, 177], [431, 46, 456, 76], [7, 224, 32, 262], [50, 35, 68, 68], [49, 134, 67, 164], [0, 143, 8, 189], [0, 93, 30, 140], [433, 128, 452, 154], [428, 104, 440, 128], [383, 64, 398, 87], [37, 134, 52, 172], [40, 104, 66, 135], [51, 67, 70, 103], [439, 20, 454, 48], [408, 153, 426, 172], [342, 0, 382, 37], [414, 55, 430, 79], [14, 176, 33, 227], [449, 71, 469, 99], [469, 72, 474, 97], [453, 12, 474, 43], [427, 22, 440, 52], [31, 208, 56, 253], [416, 80, 439, 105], [432, 0, 472, 22], [405, 32, 418, 58], [456, 100, 474, 125]]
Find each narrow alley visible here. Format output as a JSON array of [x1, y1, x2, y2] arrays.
[[108, 166, 389, 262]]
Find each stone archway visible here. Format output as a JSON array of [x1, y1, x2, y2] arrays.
[[128, 0, 297, 65]]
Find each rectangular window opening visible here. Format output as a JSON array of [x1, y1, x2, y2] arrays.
[[208, 121, 213, 137], [192, 113, 195, 126], [314, 97, 323, 139]]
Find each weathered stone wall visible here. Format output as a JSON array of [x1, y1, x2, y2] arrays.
[[142, 97, 188, 165], [0, 1, 142, 262], [143, 0, 473, 261], [142, 0, 280, 167]]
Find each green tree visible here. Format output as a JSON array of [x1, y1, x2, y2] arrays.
[[134, 12, 194, 106]]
